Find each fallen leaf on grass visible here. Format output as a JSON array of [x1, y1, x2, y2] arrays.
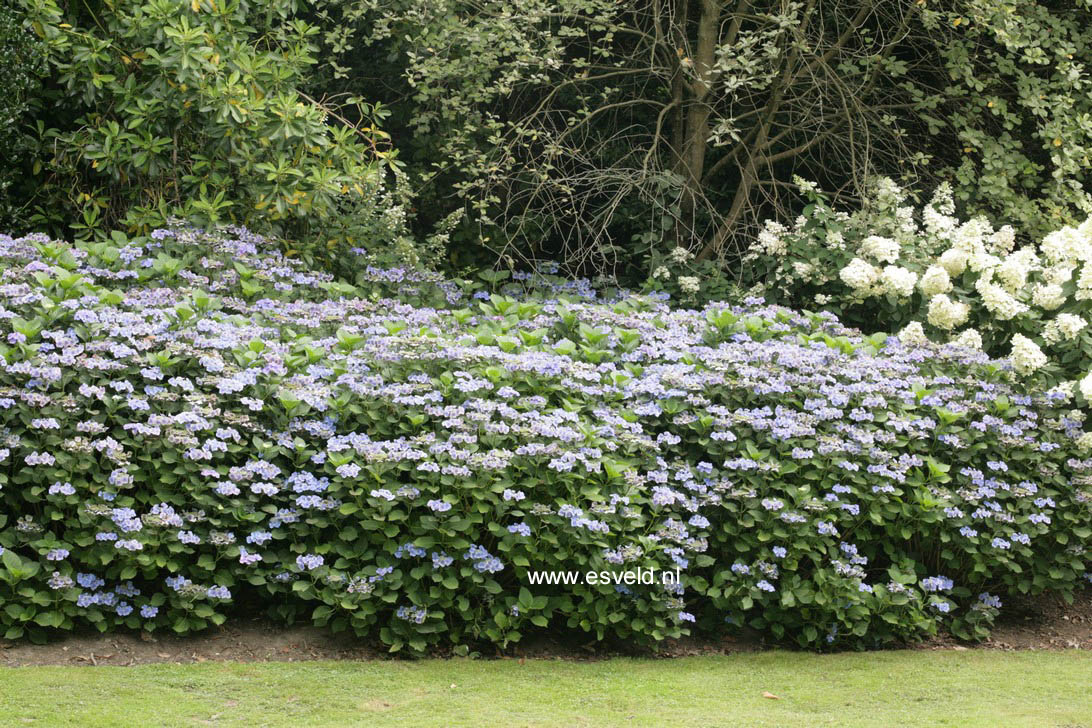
[[762, 692, 780, 700]]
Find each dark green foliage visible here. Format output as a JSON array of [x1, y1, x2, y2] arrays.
[[0, 1, 45, 227]]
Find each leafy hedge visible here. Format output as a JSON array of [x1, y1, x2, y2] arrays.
[[0, 226, 1089, 652]]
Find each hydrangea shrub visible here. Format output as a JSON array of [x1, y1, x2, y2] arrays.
[[743, 178, 1092, 410], [0, 226, 1089, 652]]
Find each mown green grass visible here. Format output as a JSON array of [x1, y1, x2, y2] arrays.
[[1, 650, 1088, 727]]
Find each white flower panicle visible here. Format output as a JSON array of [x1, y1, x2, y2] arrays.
[[1008, 334, 1048, 375], [1041, 225, 1092, 265], [895, 206, 917, 235], [677, 276, 700, 294], [1076, 265, 1092, 301], [1032, 283, 1066, 311], [995, 248, 1038, 292], [918, 265, 952, 296], [976, 275, 1028, 320], [754, 220, 789, 257], [989, 226, 1017, 255], [938, 248, 969, 277], [968, 251, 1001, 273], [1080, 373, 1092, 402], [951, 328, 983, 350], [1041, 263, 1072, 286], [792, 261, 815, 279], [880, 265, 917, 298], [950, 218, 993, 255], [929, 181, 956, 216], [1043, 313, 1087, 345], [839, 258, 880, 295], [669, 246, 693, 264], [926, 294, 970, 330], [898, 321, 930, 346], [860, 235, 900, 264]]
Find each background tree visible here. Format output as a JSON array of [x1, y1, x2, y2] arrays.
[[314, 0, 1092, 280], [16, 0, 429, 269]]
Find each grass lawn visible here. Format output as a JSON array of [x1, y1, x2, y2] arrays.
[[0, 650, 1088, 727]]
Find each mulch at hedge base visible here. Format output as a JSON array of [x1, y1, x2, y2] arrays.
[[1, 588, 1087, 667]]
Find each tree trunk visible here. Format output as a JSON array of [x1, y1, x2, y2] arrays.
[[672, 0, 720, 249]]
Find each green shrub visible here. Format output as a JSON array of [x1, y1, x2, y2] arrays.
[[17, 0, 416, 268], [0, 1, 45, 227], [0, 226, 1089, 652]]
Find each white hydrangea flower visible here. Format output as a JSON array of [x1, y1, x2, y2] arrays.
[[1008, 334, 1048, 375], [898, 321, 930, 346], [1058, 313, 1087, 339], [755, 221, 789, 256], [995, 248, 1038, 292], [895, 206, 917, 235], [918, 265, 952, 296], [1076, 264, 1092, 301], [669, 246, 693, 264], [1077, 432, 1092, 451], [1041, 225, 1092, 265], [1041, 264, 1073, 287], [880, 265, 917, 298], [874, 178, 905, 206], [814, 293, 830, 305], [929, 181, 956, 216], [950, 218, 992, 254], [968, 252, 1001, 273], [989, 225, 1016, 255], [923, 205, 956, 239], [938, 248, 969, 277], [652, 266, 671, 280], [839, 258, 880, 295], [677, 275, 700, 294], [926, 294, 970, 330], [976, 276, 1028, 320], [792, 261, 815, 279], [860, 235, 900, 264], [793, 176, 819, 194], [1080, 373, 1092, 402], [1032, 283, 1066, 311], [1078, 216, 1092, 238], [951, 329, 983, 350], [1043, 313, 1087, 344]]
